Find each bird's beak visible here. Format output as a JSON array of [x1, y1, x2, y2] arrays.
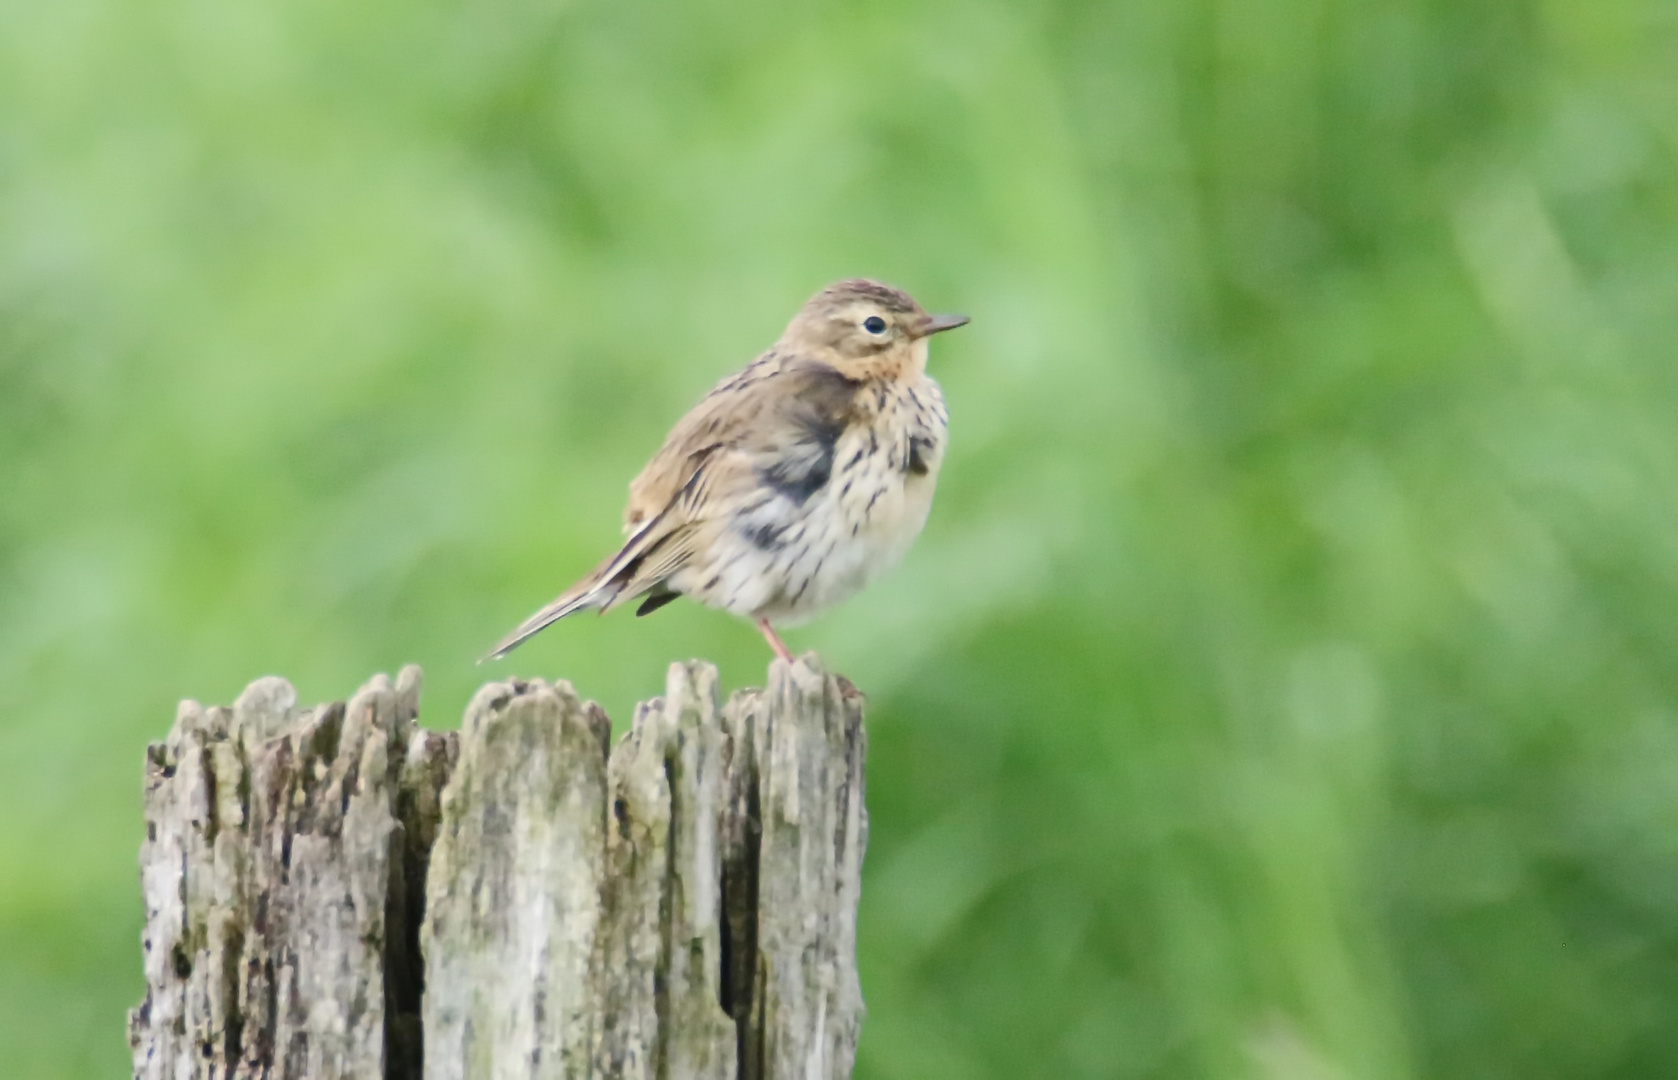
[[915, 313, 971, 338]]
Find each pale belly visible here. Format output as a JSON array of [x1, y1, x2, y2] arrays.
[[671, 425, 941, 625]]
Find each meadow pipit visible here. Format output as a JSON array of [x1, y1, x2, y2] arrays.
[[487, 278, 968, 662]]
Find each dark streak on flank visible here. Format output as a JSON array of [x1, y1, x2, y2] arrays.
[[789, 550, 828, 607], [759, 362, 859, 506], [761, 445, 833, 505], [744, 521, 785, 550], [906, 436, 931, 476]]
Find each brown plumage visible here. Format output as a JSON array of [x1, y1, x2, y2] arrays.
[[485, 278, 968, 662]]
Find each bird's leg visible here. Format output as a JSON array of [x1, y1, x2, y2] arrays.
[[756, 617, 794, 663]]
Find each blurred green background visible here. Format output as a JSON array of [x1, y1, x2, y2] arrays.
[[4, 0, 1678, 1076]]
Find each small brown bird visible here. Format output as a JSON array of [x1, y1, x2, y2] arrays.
[[486, 278, 968, 663]]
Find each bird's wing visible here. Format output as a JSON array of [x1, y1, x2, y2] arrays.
[[483, 359, 862, 660], [626, 357, 861, 530], [603, 359, 862, 595]]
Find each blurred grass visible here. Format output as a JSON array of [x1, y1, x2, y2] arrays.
[[4, 0, 1678, 1077]]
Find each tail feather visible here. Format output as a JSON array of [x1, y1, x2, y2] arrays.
[[481, 515, 691, 662], [480, 583, 609, 662]]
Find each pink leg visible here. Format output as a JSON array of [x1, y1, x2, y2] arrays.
[[756, 617, 793, 663]]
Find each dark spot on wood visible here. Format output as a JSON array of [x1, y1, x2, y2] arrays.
[[719, 769, 761, 1035], [172, 944, 193, 980]]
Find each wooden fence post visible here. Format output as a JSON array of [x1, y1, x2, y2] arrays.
[[128, 657, 868, 1080]]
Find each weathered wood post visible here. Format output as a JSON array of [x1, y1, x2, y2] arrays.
[[128, 657, 868, 1080]]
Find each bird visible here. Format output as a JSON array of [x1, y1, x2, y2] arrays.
[[485, 278, 968, 663]]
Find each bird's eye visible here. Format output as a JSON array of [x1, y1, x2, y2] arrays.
[[863, 316, 887, 334]]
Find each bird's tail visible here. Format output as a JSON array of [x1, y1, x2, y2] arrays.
[[480, 539, 635, 661], [481, 585, 605, 661], [481, 515, 689, 662]]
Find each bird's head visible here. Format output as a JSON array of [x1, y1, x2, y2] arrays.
[[780, 278, 968, 377]]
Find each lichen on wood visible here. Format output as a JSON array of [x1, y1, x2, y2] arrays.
[[130, 656, 867, 1080], [128, 665, 454, 1080]]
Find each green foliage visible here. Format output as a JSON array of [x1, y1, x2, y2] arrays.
[[3, 0, 1677, 1076]]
